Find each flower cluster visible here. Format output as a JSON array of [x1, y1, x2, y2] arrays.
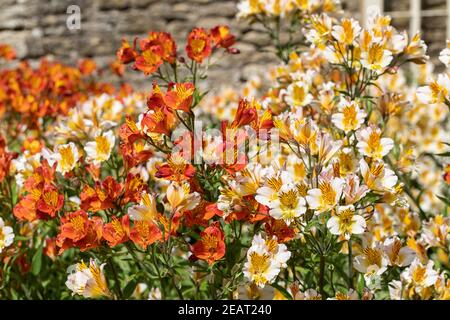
[[0, 1, 448, 300]]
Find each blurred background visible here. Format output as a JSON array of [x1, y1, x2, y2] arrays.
[[0, 0, 448, 89]]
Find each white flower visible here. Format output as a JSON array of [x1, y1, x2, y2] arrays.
[[417, 73, 450, 104], [331, 18, 361, 46], [42, 142, 79, 175], [255, 170, 294, 207], [361, 44, 393, 72], [359, 158, 398, 193], [327, 205, 366, 240], [0, 218, 14, 253], [331, 99, 366, 133], [267, 184, 306, 225], [128, 191, 159, 222], [439, 41, 450, 67], [282, 81, 313, 108], [84, 130, 115, 165], [243, 234, 291, 288], [65, 259, 110, 298], [306, 177, 344, 214], [383, 237, 415, 267], [237, 0, 262, 18], [401, 258, 439, 292], [148, 287, 162, 300], [356, 126, 394, 159], [354, 242, 389, 283], [388, 280, 404, 300], [343, 174, 369, 204]]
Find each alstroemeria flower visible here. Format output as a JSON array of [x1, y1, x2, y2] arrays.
[[327, 205, 366, 240], [84, 130, 116, 165], [191, 222, 226, 264], [186, 27, 212, 63]]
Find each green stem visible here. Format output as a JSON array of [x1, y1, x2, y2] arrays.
[[319, 254, 325, 299], [348, 238, 353, 289]]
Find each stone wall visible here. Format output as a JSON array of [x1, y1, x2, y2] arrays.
[[0, 0, 447, 91], [0, 0, 277, 90]]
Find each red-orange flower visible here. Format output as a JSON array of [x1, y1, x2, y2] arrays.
[[184, 201, 221, 227], [165, 82, 195, 113], [56, 210, 103, 254], [0, 44, 16, 60], [191, 222, 226, 265], [44, 237, 57, 261], [80, 176, 123, 212], [110, 59, 126, 77], [265, 218, 296, 243], [35, 184, 64, 217], [103, 215, 130, 247], [0, 135, 17, 183], [129, 220, 162, 249], [122, 173, 148, 204], [116, 38, 137, 64], [13, 160, 63, 221], [210, 26, 236, 49], [155, 153, 195, 182], [78, 59, 97, 75], [231, 99, 258, 128], [13, 193, 38, 221], [444, 164, 450, 185], [141, 32, 177, 64], [134, 45, 164, 75], [186, 28, 212, 63]]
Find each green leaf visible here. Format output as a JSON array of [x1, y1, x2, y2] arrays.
[[31, 245, 44, 276], [356, 274, 365, 296], [123, 278, 138, 299], [435, 152, 450, 157], [437, 195, 450, 206], [270, 283, 292, 300]]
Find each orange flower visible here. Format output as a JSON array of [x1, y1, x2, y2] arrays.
[[184, 201, 221, 227], [141, 106, 176, 136], [103, 215, 130, 247], [44, 237, 57, 261], [192, 222, 226, 265], [134, 45, 164, 75], [210, 26, 236, 49], [35, 184, 64, 218], [141, 32, 177, 64], [59, 210, 90, 242], [13, 194, 38, 221], [0, 44, 16, 60], [78, 59, 97, 75], [231, 99, 258, 128], [110, 59, 125, 77], [129, 220, 162, 249], [80, 176, 123, 212], [22, 137, 43, 155], [444, 164, 450, 185], [0, 135, 17, 183], [116, 38, 137, 64], [56, 210, 103, 254], [122, 173, 148, 204], [186, 28, 212, 63], [165, 82, 195, 113], [265, 218, 296, 243], [141, 83, 178, 135], [155, 153, 196, 182], [13, 160, 62, 221]]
